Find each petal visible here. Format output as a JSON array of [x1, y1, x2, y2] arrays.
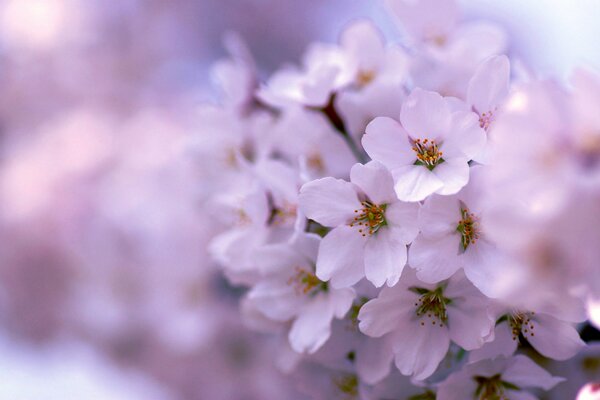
[[468, 321, 518, 363], [385, 201, 420, 244], [462, 240, 504, 297], [330, 288, 356, 318], [467, 55, 510, 114], [400, 88, 451, 140], [505, 392, 538, 400], [356, 335, 395, 385], [392, 165, 444, 202], [446, 287, 495, 350], [385, 0, 459, 41], [437, 372, 478, 400], [316, 225, 366, 288], [358, 285, 416, 337], [340, 19, 385, 72], [350, 161, 397, 204], [442, 111, 487, 160], [363, 117, 415, 170], [252, 242, 308, 274], [527, 314, 585, 360], [432, 158, 470, 196], [289, 295, 335, 354], [409, 234, 461, 283], [503, 355, 565, 391], [299, 177, 361, 227], [364, 228, 408, 287], [247, 278, 306, 321], [391, 319, 451, 380], [418, 194, 460, 236]]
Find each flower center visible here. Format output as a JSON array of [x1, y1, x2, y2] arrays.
[[410, 286, 451, 327], [508, 311, 536, 341], [350, 201, 387, 236], [457, 205, 480, 251], [267, 200, 297, 226], [474, 374, 520, 400], [307, 152, 325, 173], [575, 132, 600, 170], [408, 391, 437, 400], [479, 110, 495, 130], [288, 267, 328, 295], [348, 296, 369, 330], [333, 373, 358, 397], [412, 138, 444, 170], [357, 69, 376, 86]]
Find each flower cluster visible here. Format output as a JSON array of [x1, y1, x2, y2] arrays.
[[202, 0, 599, 398]]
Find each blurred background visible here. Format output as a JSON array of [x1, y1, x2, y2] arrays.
[[0, 0, 599, 398]]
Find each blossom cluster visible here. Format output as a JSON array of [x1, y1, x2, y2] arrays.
[[202, 0, 600, 399]]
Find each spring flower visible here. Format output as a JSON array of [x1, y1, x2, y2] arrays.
[[362, 88, 486, 201], [245, 233, 355, 354], [358, 269, 495, 380], [467, 55, 510, 132], [299, 161, 419, 288], [437, 355, 564, 400], [408, 166, 502, 295], [470, 306, 585, 362]]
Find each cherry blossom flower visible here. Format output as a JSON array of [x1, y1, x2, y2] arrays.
[[362, 88, 486, 201], [437, 355, 564, 400], [469, 307, 585, 362], [358, 269, 495, 380], [245, 233, 355, 354], [408, 166, 502, 295], [299, 161, 419, 288], [467, 55, 511, 132]]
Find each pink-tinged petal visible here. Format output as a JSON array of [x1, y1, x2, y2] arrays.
[[289, 295, 334, 353], [289, 232, 320, 264], [447, 22, 508, 69], [446, 290, 495, 350], [316, 225, 366, 288], [364, 228, 408, 287], [527, 314, 585, 360], [391, 319, 451, 380], [358, 285, 416, 337], [409, 234, 461, 283], [385, 201, 420, 244], [340, 19, 385, 72], [350, 162, 397, 204], [418, 194, 460, 236], [467, 55, 510, 114], [356, 335, 395, 385], [252, 243, 308, 274], [468, 321, 518, 363], [505, 392, 538, 400], [363, 117, 415, 170], [432, 158, 470, 196], [385, 0, 459, 41], [463, 240, 504, 298], [437, 372, 478, 400], [400, 88, 451, 140], [247, 279, 306, 321], [392, 165, 444, 202], [315, 130, 356, 179], [299, 177, 361, 227], [502, 355, 565, 391], [330, 288, 356, 318], [443, 111, 487, 160]]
